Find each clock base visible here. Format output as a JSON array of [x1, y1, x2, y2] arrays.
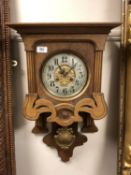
[[23, 92, 107, 161], [43, 130, 87, 162]]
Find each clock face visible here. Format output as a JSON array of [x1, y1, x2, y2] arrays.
[[41, 52, 88, 98]]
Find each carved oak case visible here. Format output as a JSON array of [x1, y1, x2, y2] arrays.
[[9, 23, 119, 162]]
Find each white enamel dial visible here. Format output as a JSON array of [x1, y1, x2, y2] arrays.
[[41, 53, 88, 98]]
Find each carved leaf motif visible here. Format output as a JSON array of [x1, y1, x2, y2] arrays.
[[74, 93, 107, 120], [23, 93, 56, 120], [47, 115, 82, 127], [23, 93, 107, 127], [47, 103, 82, 127]]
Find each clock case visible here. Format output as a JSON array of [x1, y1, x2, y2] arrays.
[[9, 23, 119, 161]]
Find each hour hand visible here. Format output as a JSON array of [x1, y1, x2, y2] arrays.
[[58, 64, 65, 74]]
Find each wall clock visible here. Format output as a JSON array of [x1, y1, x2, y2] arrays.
[[9, 23, 119, 162]]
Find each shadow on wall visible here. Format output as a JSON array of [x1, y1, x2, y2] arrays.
[[98, 41, 120, 175], [11, 38, 27, 129]]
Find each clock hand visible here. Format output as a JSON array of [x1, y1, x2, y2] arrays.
[[58, 63, 65, 74], [64, 63, 77, 76]]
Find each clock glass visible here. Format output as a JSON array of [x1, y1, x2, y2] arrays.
[[41, 53, 88, 98]]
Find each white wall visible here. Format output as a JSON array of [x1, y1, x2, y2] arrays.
[[10, 0, 121, 175], [10, 0, 121, 23]]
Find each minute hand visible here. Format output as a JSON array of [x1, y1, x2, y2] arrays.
[[64, 63, 77, 76]]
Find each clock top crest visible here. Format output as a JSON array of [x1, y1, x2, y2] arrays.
[[9, 22, 120, 161]]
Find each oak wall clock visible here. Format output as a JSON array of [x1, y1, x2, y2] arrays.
[[9, 23, 119, 162]]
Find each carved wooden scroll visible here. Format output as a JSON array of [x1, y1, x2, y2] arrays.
[[0, 0, 15, 174], [74, 93, 107, 120], [24, 93, 107, 126]]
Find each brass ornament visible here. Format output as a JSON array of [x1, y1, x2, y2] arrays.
[[54, 64, 76, 86], [54, 128, 76, 149]]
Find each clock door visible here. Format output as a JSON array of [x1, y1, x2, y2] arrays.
[[35, 41, 95, 102]]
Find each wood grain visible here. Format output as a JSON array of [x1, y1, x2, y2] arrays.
[[0, 0, 15, 174], [9, 22, 119, 162]]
